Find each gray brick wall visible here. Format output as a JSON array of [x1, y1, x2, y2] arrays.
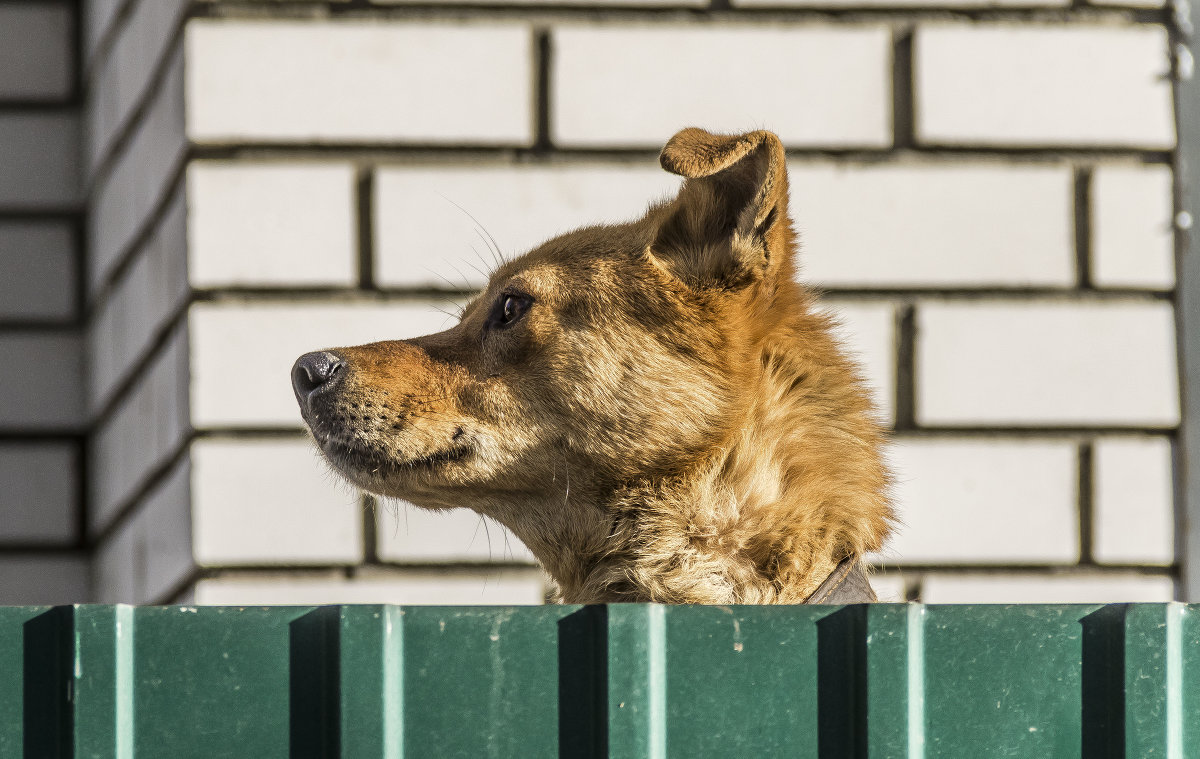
[[0, 2, 87, 603]]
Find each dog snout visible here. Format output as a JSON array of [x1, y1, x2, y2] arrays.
[[291, 350, 346, 405]]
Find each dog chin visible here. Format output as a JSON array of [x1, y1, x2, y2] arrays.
[[319, 437, 472, 486]]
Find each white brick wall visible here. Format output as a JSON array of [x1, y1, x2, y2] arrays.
[[379, 0, 705, 5], [552, 26, 891, 148], [375, 164, 679, 288], [191, 438, 363, 566], [1090, 0, 1165, 8], [1093, 436, 1175, 565], [868, 572, 909, 603], [736, 0, 1067, 7], [1092, 165, 1176, 290], [0, 443, 78, 545], [880, 438, 1079, 564], [1, 3, 1189, 607], [376, 503, 536, 564], [915, 26, 1175, 148], [917, 301, 1180, 427], [188, 301, 459, 428], [921, 572, 1174, 603], [373, 161, 1078, 293], [820, 301, 896, 424], [0, 3, 73, 101], [187, 162, 358, 288], [794, 164, 1075, 288], [185, 22, 534, 144], [193, 568, 547, 605], [0, 222, 76, 321]]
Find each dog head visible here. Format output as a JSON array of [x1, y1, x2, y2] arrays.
[[291, 128, 888, 595], [293, 128, 792, 499]]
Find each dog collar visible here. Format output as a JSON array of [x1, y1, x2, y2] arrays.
[[804, 555, 877, 604]]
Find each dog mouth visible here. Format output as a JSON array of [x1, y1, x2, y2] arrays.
[[318, 436, 472, 476]]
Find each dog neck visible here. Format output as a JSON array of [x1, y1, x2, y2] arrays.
[[530, 339, 889, 604]]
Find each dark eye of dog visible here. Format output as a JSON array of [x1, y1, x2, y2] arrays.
[[490, 292, 531, 329]]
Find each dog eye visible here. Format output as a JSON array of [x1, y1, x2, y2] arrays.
[[492, 293, 531, 328]]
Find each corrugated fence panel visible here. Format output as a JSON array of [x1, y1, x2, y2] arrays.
[[923, 605, 1089, 757], [0, 604, 1197, 757], [399, 605, 573, 758]]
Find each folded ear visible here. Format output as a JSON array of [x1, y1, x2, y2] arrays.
[[652, 127, 792, 288]]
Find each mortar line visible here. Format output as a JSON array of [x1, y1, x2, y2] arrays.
[[894, 304, 916, 431], [533, 28, 553, 152], [1078, 440, 1096, 565], [1074, 166, 1094, 290], [356, 167, 377, 290], [892, 25, 915, 150]]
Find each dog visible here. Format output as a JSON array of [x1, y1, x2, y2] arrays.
[[291, 127, 893, 604]]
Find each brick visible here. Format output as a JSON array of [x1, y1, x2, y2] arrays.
[[193, 567, 547, 605], [378, 162, 1074, 291], [374, 164, 679, 288], [191, 438, 363, 565], [87, 187, 188, 416], [0, 442, 78, 545], [1090, 0, 1164, 8], [0, 553, 90, 604], [819, 301, 896, 424], [1093, 436, 1174, 565], [93, 457, 193, 603], [867, 571, 908, 603], [917, 301, 1179, 427], [86, 0, 188, 174], [0, 112, 79, 210], [88, 49, 186, 298], [552, 26, 891, 148], [737, 0, 1065, 6], [0, 331, 83, 431], [915, 26, 1174, 148], [88, 326, 189, 534], [920, 571, 1174, 603], [186, 21, 533, 144], [0, 3, 73, 100], [376, 502, 536, 564], [189, 300, 460, 427], [1091, 165, 1175, 290], [879, 438, 1079, 564], [83, 0, 126, 68], [0, 222, 77, 321], [379, 0, 702, 4], [188, 162, 358, 288], [794, 163, 1074, 288]]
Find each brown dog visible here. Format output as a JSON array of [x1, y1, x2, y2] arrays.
[[291, 128, 892, 604]]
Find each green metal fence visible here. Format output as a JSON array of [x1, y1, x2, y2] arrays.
[[1, 603, 1197, 758]]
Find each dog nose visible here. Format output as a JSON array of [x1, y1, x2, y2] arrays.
[[291, 351, 346, 402]]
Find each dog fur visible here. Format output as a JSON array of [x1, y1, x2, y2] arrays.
[[293, 127, 893, 604]]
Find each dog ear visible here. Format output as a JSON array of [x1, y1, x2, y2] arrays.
[[651, 127, 791, 288]]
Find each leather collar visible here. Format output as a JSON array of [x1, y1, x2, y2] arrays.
[[804, 555, 877, 604]]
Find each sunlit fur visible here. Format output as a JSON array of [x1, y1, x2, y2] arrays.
[[297, 128, 893, 603]]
